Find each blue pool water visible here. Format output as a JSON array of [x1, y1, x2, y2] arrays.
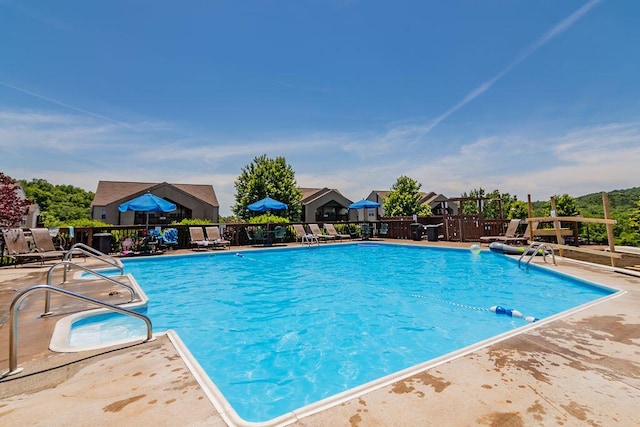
[[70, 244, 613, 422]]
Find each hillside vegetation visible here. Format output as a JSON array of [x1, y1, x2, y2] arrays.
[[531, 187, 640, 245]]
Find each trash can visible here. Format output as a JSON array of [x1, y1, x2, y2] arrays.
[[92, 232, 112, 254], [425, 225, 439, 242], [410, 223, 423, 241]]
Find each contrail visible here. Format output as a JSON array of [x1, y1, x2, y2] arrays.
[[0, 80, 130, 127], [423, 0, 603, 134]]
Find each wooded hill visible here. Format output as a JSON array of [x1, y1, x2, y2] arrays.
[[531, 187, 640, 245]]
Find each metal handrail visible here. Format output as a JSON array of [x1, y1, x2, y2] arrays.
[[2, 284, 153, 378], [64, 243, 123, 274], [45, 260, 136, 315], [518, 242, 556, 269]]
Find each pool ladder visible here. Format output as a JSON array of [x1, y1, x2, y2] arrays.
[[1, 247, 153, 379], [518, 242, 556, 269]]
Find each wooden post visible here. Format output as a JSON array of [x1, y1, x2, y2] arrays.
[[550, 196, 564, 256], [527, 194, 534, 241], [602, 192, 617, 267]]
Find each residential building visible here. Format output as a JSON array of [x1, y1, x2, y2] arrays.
[[365, 190, 458, 219], [299, 187, 356, 222], [91, 181, 218, 226]]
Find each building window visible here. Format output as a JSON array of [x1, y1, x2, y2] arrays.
[[101, 208, 106, 220]]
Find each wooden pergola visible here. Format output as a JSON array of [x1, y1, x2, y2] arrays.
[[526, 193, 619, 267]]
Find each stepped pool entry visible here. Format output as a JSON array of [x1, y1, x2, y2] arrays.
[[67, 244, 616, 423]]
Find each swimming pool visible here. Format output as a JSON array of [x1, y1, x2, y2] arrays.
[[67, 243, 614, 423]]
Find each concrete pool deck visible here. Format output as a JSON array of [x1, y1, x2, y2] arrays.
[[1, 241, 639, 426]]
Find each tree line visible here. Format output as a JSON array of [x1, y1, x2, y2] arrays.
[[1, 159, 639, 246]]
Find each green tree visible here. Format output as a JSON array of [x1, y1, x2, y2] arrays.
[[550, 194, 580, 217], [232, 155, 303, 221], [20, 178, 94, 226], [483, 189, 517, 219], [383, 176, 431, 217], [0, 172, 32, 227], [508, 200, 528, 220], [460, 188, 517, 219], [460, 188, 484, 215]]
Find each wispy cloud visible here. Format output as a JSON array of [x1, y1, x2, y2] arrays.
[[0, 80, 130, 127], [2, 107, 638, 213], [419, 0, 603, 137], [402, 121, 640, 201]]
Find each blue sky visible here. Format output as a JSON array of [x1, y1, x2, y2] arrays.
[[1, 0, 639, 215]]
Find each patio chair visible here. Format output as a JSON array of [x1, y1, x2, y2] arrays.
[[2, 228, 56, 266], [205, 226, 230, 250], [188, 227, 211, 251], [360, 223, 371, 240], [29, 228, 67, 259], [308, 224, 336, 242], [324, 223, 351, 240], [273, 225, 287, 244], [245, 227, 266, 246], [479, 219, 521, 245], [377, 223, 389, 237], [160, 228, 179, 250]]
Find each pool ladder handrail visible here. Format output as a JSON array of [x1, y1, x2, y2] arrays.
[[45, 260, 136, 316], [64, 242, 124, 275], [518, 242, 556, 269], [1, 284, 153, 379]]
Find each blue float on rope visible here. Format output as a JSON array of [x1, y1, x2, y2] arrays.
[[489, 305, 539, 322]]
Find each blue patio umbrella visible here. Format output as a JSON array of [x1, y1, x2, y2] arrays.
[[247, 197, 288, 245], [247, 197, 288, 213], [349, 200, 381, 238], [118, 192, 177, 228], [348, 199, 381, 210]]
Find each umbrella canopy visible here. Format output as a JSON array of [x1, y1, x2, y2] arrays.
[[247, 197, 288, 212], [118, 192, 177, 213], [348, 199, 381, 209]]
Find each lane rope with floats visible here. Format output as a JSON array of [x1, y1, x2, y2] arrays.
[[235, 253, 540, 323], [366, 283, 539, 323]]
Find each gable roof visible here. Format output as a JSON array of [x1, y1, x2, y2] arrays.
[[91, 181, 218, 207], [299, 187, 341, 203], [299, 187, 324, 202]]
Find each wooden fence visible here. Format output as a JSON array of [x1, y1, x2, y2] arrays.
[[1, 217, 514, 266]]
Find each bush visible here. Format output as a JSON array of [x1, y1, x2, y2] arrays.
[[171, 218, 211, 225], [248, 214, 290, 224], [47, 219, 111, 228]]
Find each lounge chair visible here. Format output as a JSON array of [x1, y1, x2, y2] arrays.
[[205, 226, 231, 250], [30, 228, 68, 259], [2, 228, 59, 266], [308, 224, 336, 242], [499, 221, 539, 246], [188, 227, 211, 251], [479, 219, 522, 245], [324, 223, 351, 240], [292, 224, 319, 245]]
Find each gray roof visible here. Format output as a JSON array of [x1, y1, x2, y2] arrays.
[[91, 181, 218, 207]]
